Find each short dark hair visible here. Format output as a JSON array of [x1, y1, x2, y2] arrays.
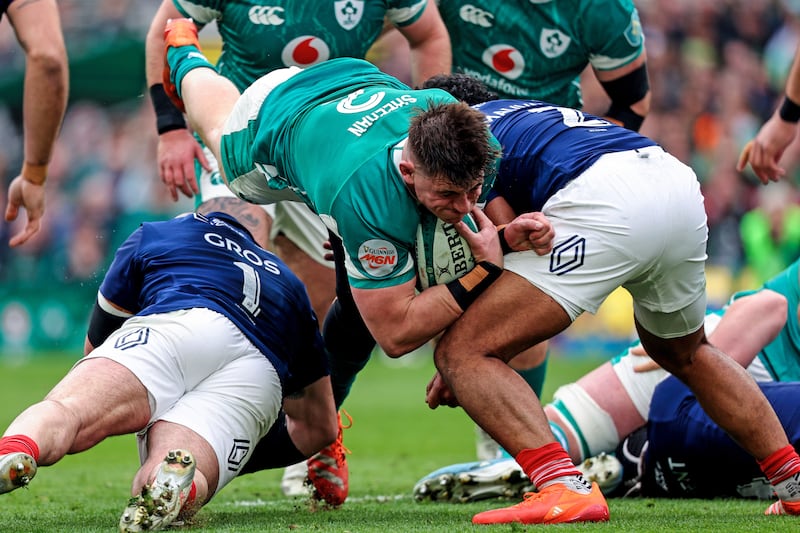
[[422, 73, 498, 106], [408, 100, 499, 188]]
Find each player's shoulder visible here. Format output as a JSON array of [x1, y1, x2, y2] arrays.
[[574, 0, 643, 48]]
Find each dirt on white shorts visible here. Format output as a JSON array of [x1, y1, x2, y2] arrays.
[[81, 308, 282, 492]]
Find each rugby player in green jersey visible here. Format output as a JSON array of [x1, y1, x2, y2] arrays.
[[145, 0, 452, 503], [437, 0, 650, 129], [161, 18, 553, 509]]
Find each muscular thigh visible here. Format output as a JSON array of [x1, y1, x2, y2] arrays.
[[46, 357, 150, 435], [506, 149, 707, 338], [438, 271, 570, 363]]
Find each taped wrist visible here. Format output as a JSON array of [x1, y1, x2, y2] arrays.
[[496, 224, 514, 254], [779, 95, 800, 123], [446, 261, 502, 311], [150, 83, 187, 134]]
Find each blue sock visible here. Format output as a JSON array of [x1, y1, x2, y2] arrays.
[[166, 45, 215, 99]]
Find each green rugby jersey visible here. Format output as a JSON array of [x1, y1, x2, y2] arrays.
[[732, 260, 800, 382], [437, 0, 644, 105], [221, 58, 496, 288], [174, 0, 429, 91]]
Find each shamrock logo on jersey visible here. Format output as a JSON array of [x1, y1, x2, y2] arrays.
[[540, 28, 571, 59], [335, 0, 364, 30]]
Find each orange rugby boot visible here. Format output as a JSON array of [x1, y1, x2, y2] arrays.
[[472, 481, 609, 525], [307, 410, 352, 507]]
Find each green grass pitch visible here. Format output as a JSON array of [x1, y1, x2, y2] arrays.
[[0, 349, 791, 531]]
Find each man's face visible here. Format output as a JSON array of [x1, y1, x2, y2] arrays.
[[409, 169, 483, 224]]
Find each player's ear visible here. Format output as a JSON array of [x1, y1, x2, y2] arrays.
[[399, 160, 416, 185]]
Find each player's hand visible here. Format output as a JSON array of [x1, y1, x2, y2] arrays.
[[157, 128, 209, 201], [5, 175, 45, 247], [455, 207, 504, 265], [426, 371, 459, 409], [630, 344, 663, 373], [503, 212, 554, 255], [736, 114, 798, 184]]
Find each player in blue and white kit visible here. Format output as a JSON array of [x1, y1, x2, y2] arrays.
[[419, 74, 800, 524], [0, 207, 338, 531], [633, 376, 800, 501]]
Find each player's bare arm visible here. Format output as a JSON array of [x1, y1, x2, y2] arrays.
[[145, 0, 209, 200], [354, 208, 503, 358], [4, 0, 68, 247], [398, 0, 452, 86]]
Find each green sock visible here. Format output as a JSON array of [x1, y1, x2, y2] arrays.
[[166, 45, 215, 99], [515, 355, 548, 398]]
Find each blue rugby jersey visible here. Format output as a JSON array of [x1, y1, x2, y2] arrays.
[[644, 376, 800, 499], [476, 99, 657, 213], [99, 212, 325, 391]]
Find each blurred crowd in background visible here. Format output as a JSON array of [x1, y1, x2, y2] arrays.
[[0, 0, 799, 354]]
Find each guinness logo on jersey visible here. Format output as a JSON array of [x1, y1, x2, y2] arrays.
[[335, 0, 364, 30], [540, 28, 571, 58], [281, 36, 331, 67], [358, 239, 399, 278], [482, 45, 524, 80]]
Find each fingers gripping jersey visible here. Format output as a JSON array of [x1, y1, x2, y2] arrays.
[[99, 212, 326, 393], [174, 0, 429, 91], [437, 0, 644, 104]]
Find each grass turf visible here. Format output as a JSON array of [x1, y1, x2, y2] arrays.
[[0, 350, 792, 531]]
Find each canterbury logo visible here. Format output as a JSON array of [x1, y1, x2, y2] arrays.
[[458, 4, 493, 28], [248, 6, 285, 25], [336, 89, 385, 114]]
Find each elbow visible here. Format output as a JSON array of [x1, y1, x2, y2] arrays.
[[376, 333, 423, 359], [762, 290, 789, 334], [380, 341, 412, 359], [632, 91, 651, 118]]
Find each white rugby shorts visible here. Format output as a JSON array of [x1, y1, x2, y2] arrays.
[[220, 66, 304, 205], [504, 146, 708, 339], [82, 308, 282, 492], [197, 143, 332, 267]]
